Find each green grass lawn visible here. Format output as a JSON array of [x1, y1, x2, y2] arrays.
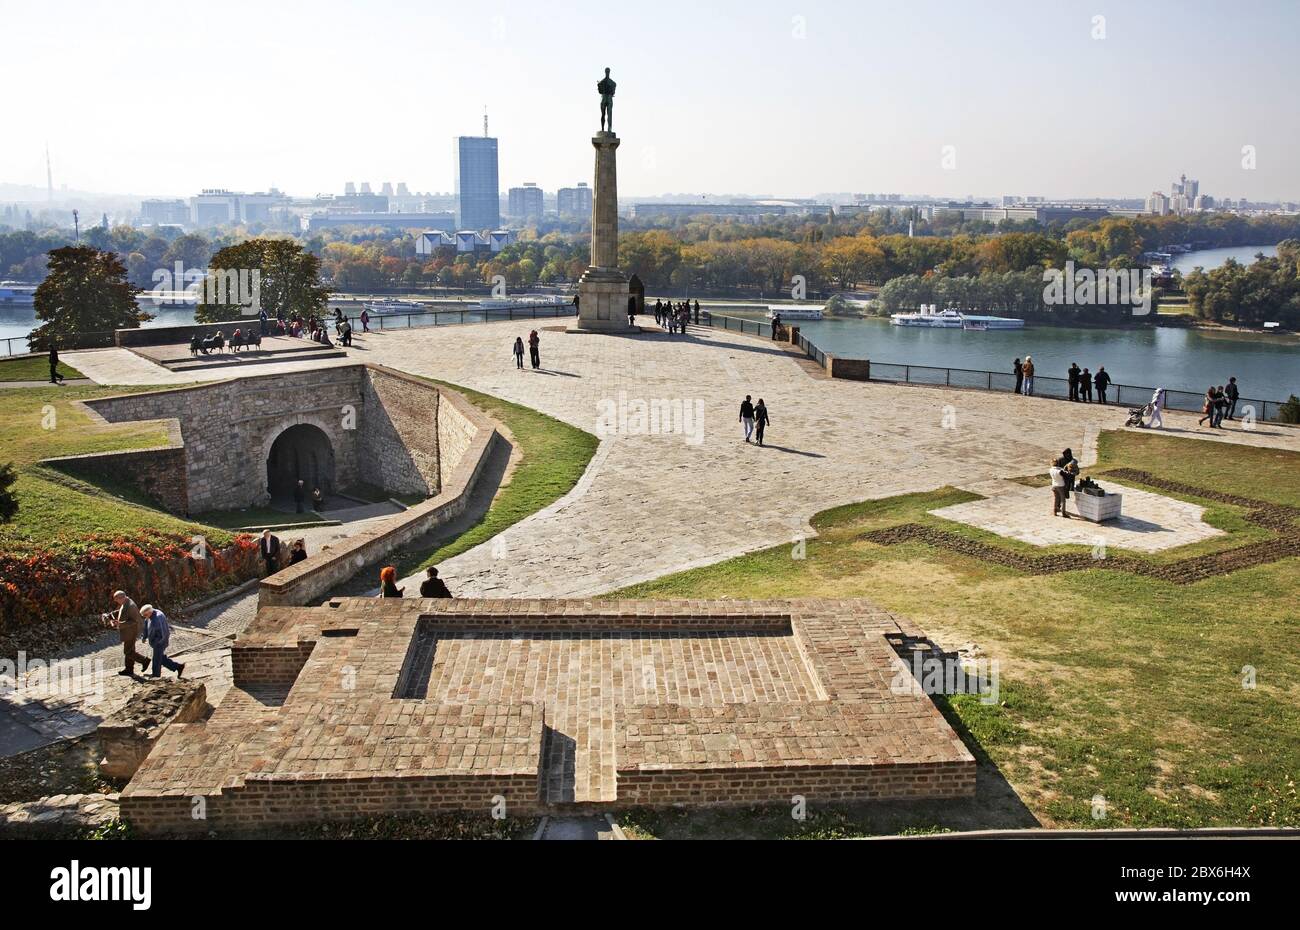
[[613, 430, 1300, 835], [385, 378, 598, 577], [0, 356, 84, 382], [0, 384, 234, 557]]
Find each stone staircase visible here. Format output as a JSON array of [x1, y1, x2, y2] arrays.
[[132, 337, 348, 373]]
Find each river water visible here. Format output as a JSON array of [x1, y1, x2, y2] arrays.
[[782, 317, 1297, 403]]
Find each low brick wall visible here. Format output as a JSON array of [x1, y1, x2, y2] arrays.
[[115, 321, 258, 348], [615, 761, 977, 806], [122, 773, 545, 834], [231, 643, 316, 689], [825, 355, 871, 381], [258, 382, 501, 608]]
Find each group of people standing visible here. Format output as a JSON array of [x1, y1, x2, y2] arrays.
[[738, 394, 772, 446], [1198, 378, 1240, 428], [512, 330, 542, 369], [1012, 357, 1113, 403], [654, 299, 699, 334]]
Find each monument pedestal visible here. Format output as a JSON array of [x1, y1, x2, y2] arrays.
[[569, 130, 637, 334], [570, 269, 633, 333]]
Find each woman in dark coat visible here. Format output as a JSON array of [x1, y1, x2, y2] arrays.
[[379, 566, 403, 598]]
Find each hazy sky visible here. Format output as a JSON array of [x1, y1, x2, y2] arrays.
[[4, 0, 1298, 201]]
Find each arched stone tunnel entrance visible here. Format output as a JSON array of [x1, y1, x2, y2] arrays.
[[266, 423, 336, 503]]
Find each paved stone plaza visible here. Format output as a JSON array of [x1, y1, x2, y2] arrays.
[[119, 597, 975, 831], [66, 321, 1300, 600], [928, 481, 1226, 553]]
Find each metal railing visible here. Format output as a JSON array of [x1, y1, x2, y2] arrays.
[[701, 310, 773, 339], [357, 304, 577, 332], [2, 305, 580, 357], [701, 312, 1295, 423]]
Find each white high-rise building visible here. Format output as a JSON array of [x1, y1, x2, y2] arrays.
[[1145, 191, 1170, 216]]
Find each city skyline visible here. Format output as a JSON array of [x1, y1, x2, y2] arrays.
[[3, 0, 1299, 202]]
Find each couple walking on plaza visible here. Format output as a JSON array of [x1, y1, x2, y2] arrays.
[[739, 394, 771, 446], [102, 590, 186, 680]]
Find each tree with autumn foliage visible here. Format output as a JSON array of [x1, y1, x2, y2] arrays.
[[196, 238, 330, 322], [28, 246, 151, 349]]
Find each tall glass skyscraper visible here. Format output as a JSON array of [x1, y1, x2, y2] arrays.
[[456, 136, 500, 230]]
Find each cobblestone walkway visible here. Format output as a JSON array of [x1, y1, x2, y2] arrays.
[[0, 512, 396, 757], [60, 320, 1300, 601]]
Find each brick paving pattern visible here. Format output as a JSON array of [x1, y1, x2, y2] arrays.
[[119, 597, 975, 832]]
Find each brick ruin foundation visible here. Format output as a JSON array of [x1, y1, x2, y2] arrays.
[[119, 598, 976, 833]]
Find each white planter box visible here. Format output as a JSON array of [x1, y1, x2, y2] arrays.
[[1074, 491, 1122, 523]]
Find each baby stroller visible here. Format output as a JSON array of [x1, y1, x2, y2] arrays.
[[1125, 403, 1152, 427]]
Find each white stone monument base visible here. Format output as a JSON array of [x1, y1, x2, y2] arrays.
[[569, 269, 636, 333], [1074, 491, 1123, 523]]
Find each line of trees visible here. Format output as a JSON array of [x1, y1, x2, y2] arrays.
[[7, 211, 1300, 331], [1182, 240, 1300, 327]]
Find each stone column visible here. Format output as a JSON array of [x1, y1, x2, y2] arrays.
[[590, 132, 620, 270], [571, 131, 633, 333]]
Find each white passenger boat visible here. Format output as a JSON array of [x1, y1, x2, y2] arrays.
[[476, 295, 572, 311], [765, 305, 824, 321], [0, 281, 37, 306], [363, 299, 428, 314], [890, 305, 1024, 330]]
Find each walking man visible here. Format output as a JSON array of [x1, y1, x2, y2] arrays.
[[528, 330, 541, 369], [48, 341, 65, 384], [1094, 366, 1111, 404], [753, 398, 771, 446], [1225, 377, 1240, 421], [103, 591, 152, 677], [739, 395, 755, 443], [513, 336, 525, 369], [140, 605, 185, 679], [360, 308, 370, 332], [260, 529, 281, 575]]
